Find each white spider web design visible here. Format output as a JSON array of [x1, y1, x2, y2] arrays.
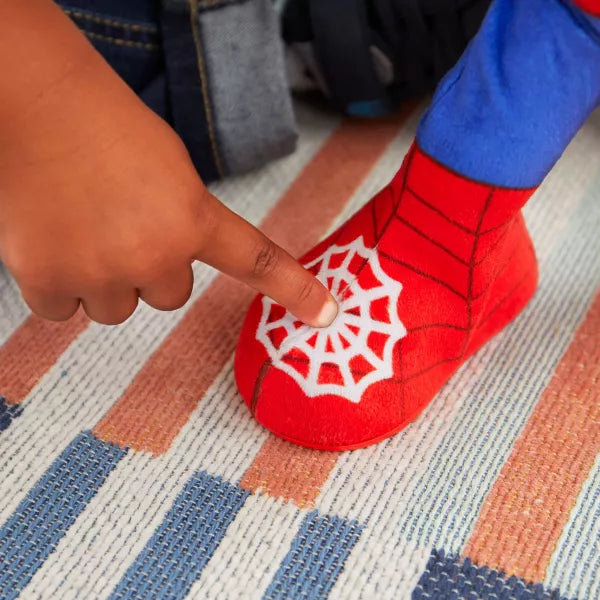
[[256, 236, 406, 403]]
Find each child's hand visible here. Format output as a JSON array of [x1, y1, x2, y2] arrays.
[[0, 0, 337, 327]]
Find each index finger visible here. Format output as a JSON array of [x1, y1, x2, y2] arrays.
[[195, 194, 338, 328]]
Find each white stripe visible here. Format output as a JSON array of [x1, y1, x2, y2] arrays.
[[24, 451, 180, 600], [545, 436, 600, 598], [317, 123, 600, 567], [191, 495, 305, 599], [329, 533, 431, 600], [0, 266, 29, 346], [427, 148, 600, 553], [24, 360, 269, 600], [0, 101, 337, 525], [169, 359, 270, 484]]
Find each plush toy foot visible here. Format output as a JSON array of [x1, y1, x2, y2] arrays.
[[234, 144, 538, 451]]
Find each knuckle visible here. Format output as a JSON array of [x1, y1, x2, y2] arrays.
[[111, 312, 133, 326], [83, 292, 138, 326], [163, 298, 186, 311], [94, 315, 125, 326], [8, 257, 44, 287], [127, 250, 178, 286], [130, 262, 160, 285], [150, 289, 191, 312], [296, 276, 317, 304], [83, 270, 113, 289], [251, 239, 279, 279], [92, 304, 137, 326], [161, 294, 189, 311], [189, 188, 218, 242], [22, 273, 59, 297], [49, 305, 79, 322]]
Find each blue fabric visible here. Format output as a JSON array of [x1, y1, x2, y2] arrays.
[[61, 0, 159, 22], [417, 0, 600, 188], [59, 3, 164, 96], [58, 1, 222, 181], [264, 510, 363, 600], [160, 6, 222, 181], [0, 398, 22, 433], [109, 471, 249, 600], [412, 549, 574, 600], [0, 432, 126, 600]]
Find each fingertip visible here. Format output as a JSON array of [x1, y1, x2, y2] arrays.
[[308, 293, 338, 328]]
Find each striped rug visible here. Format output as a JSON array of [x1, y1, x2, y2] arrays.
[[0, 101, 599, 600]]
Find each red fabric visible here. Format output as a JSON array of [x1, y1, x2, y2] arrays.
[[573, 0, 600, 15], [234, 144, 539, 450]]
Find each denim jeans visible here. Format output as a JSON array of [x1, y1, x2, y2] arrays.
[[58, 0, 297, 181]]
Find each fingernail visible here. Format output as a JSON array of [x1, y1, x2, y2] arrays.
[[314, 295, 338, 328]]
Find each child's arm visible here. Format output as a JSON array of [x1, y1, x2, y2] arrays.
[[0, 0, 337, 327]]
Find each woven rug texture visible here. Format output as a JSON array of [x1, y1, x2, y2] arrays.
[[0, 102, 599, 600]]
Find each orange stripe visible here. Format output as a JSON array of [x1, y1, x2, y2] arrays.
[[94, 108, 413, 455], [240, 437, 339, 508], [0, 311, 89, 404], [464, 291, 600, 583]]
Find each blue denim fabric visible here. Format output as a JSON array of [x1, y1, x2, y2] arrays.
[[58, 0, 230, 181], [59, 1, 166, 110]]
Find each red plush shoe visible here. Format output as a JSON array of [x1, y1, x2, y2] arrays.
[[234, 144, 538, 451]]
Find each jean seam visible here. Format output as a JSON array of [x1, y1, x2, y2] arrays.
[[62, 8, 159, 33], [82, 31, 158, 51], [187, 0, 224, 177]]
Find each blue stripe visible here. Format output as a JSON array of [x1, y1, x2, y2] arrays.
[[110, 471, 249, 600], [0, 398, 22, 433], [0, 431, 126, 600], [264, 510, 364, 600], [412, 549, 574, 600]]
